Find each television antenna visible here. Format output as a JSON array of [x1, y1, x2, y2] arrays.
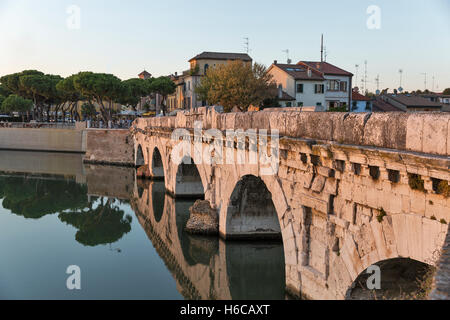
[[243, 37, 250, 54], [421, 73, 427, 90], [375, 74, 380, 92], [282, 49, 291, 64], [355, 64, 359, 89]]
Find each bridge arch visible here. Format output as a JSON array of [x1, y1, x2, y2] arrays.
[[135, 144, 145, 167], [150, 147, 165, 180], [346, 257, 434, 300], [335, 214, 447, 299], [223, 175, 282, 240], [174, 156, 206, 199]]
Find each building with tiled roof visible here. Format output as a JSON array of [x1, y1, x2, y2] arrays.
[[268, 61, 327, 110], [189, 52, 252, 63], [297, 61, 353, 110], [382, 94, 442, 112], [168, 51, 253, 110], [351, 89, 372, 112], [138, 70, 152, 80]]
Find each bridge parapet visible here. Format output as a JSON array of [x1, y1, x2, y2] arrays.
[[134, 109, 450, 157]]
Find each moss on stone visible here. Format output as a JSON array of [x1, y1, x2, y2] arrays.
[[377, 208, 387, 223], [408, 174, 426, 192], [437, 180, 450, 197]]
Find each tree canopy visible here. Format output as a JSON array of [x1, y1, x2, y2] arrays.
[[443, 88, 450, 95], [0, 94, 33, 114], [72, 72, 125, 121], [149, 76, 176, 114], [120, 78, 152, 110], [195, 61, 277, 112]]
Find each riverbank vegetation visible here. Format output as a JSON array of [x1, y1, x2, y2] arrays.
[[0, 71, 175, 122]]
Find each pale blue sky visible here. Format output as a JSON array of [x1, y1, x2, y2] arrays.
[[0, 0, 449, 92]]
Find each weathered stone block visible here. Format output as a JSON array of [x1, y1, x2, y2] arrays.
[[311, 175, 326, 193], [422, 114, 449, 155], [406, 113, 424, 153]]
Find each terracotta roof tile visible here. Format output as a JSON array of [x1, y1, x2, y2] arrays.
[[298, 61, 353, 77], [189, 52, 252, 62], [273, 64, 325, 81]]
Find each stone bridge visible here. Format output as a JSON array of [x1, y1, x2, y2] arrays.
[[131, 109, 450, 299]]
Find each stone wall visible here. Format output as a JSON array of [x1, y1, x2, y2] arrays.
[[0, 127, 85, 153], [83, 129, 134, 166]]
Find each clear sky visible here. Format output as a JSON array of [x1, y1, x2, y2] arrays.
[[0, 0, 449, 92]]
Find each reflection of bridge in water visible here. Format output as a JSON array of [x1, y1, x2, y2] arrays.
[[131, 180, 286, 300], [1, 150, 447, 299]]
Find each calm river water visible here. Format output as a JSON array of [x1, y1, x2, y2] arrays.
[[0, 151, 285, 300]]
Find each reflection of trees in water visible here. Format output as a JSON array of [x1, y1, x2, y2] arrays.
[[0, 175, 132, 248], [0, 175, 88, 219], [59, 198, 132, 247]]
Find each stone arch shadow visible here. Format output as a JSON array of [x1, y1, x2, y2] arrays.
[[149, 146, 166, 182], [336, 215, 448, 300], [171, 155, 208, 199], [135, 144, 145, 167]]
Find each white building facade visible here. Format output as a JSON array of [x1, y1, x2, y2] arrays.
[[298, 61, 353, 110], [268, 62, 326, 109]]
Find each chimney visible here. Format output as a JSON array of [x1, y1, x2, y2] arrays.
[[274, 60, 278, 65], [307, 68, 312, 78], [175, 72, 178, 76]]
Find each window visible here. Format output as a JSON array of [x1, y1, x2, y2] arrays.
[[340, 81, 347, 92], [204, 64, 209, 74], [315, 84, 324, 94], [297, 102, 303, 107], [316, 102, 322, 106], [297, 84, 304, 93], [286, 102, 292, 107], [327, 80, 339, 91]]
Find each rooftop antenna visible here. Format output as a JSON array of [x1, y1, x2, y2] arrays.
[[321, 34, 324, 62], [399, 69, 403, 87], [282, 49, 291, 64], [432, 75, 435, 93], [398, 69, 404, 92], [355, 64, 359, 89], [324, 47, 328, 62], [243, 37, 250, 54], [421, 73, 427, 91], [364, 60, 368, 94], [375, 74, 380, 92]]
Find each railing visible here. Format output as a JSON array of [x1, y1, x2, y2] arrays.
[[0, 122, 76, 129], [85, 120, 133, 130]]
